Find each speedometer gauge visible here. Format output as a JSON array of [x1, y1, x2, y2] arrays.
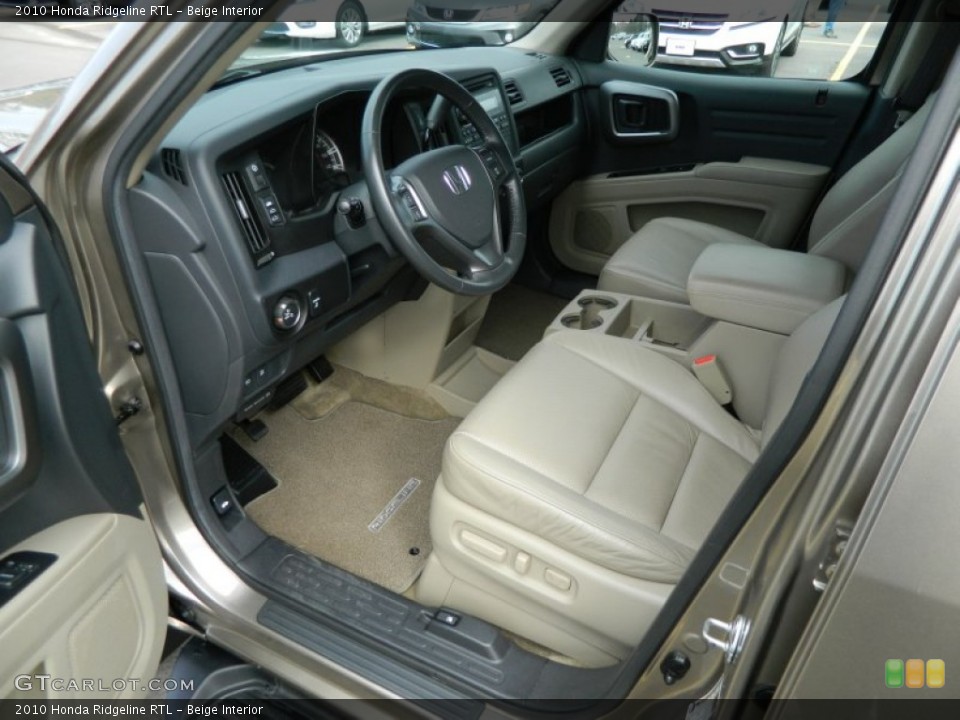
[[314, 129, 345, 175]]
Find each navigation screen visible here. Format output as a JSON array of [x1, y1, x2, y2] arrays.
[[475, 88, 503, 116]]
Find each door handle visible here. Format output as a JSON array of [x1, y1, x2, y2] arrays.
[[615, 97, 650, 129]]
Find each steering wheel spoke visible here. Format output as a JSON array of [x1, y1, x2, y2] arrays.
[[390, 175, 430, 225], [415, 211, 504, 280], [473, 142, 512, 190]]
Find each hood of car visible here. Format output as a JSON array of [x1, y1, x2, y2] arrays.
[[618, 0, 793, 17]]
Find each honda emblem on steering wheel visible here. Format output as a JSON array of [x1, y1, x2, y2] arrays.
[[442, 165, 472, 195]]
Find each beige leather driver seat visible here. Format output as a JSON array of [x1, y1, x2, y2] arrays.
[[598, 100, 932, 304], [417, 297, 844, 666]]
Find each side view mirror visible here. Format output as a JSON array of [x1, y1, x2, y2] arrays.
[[610, 11, 659, 68]]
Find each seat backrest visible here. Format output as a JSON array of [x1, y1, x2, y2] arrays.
[[807, 99, 933, 271], [762, 296, 845, 446]]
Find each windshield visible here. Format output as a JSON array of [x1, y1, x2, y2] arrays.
[[0, 22, 115, 154], [230, 1, 560, 73], [0, 5, 559, 153]]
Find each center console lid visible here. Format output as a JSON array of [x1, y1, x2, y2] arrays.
[[687, 245, 846, 335]]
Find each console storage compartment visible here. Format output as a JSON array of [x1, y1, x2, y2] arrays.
[[687, 245, 847, 334]]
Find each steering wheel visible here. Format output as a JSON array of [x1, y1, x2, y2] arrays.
[[361, 69, 526, 296]]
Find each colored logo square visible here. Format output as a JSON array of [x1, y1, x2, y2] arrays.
[[906, 659, 925, 688], [885, 659, 904, 688], [927, 659, 946, 689]]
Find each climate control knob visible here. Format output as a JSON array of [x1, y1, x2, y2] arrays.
[[272, 295, 302, 331]]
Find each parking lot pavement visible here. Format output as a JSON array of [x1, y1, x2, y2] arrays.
[[779, 20, 888, 81], [0, 21, 117, 92]]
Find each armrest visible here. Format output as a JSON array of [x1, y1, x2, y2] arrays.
[[694, 157, 830, 189], [687, 245, 846, 334]]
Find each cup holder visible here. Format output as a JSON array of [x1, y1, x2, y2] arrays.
[[561, 313, 603, 330], [577, 296, 619, 310]]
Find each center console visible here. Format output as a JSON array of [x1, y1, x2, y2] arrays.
[[545, 245, 847, 428], [546, 292, 710, 362], [456, 76, 517, 152]]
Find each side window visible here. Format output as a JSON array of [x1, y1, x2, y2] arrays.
[[609, 1, 893, 81]]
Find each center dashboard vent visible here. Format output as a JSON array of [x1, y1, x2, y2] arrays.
[[549, 66, 572, 88], [161, 148, 187, 185], [503, 80, 524, 106], [222, 172, 270, 260]]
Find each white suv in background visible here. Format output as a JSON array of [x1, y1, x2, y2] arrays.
[[620, 1, 807, 76]]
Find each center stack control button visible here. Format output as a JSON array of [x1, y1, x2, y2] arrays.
[[273, 296, 302, 331]]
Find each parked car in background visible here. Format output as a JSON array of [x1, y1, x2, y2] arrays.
[[264, 0, 405, 47], [625, 27, 654, 53], [3, 3, 959, 710], [406, 0, 559, 48], [616, 0, 807, 75]]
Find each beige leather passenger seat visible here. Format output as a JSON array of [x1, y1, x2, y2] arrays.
[[417, 296, 845, 666], [598, 100, 933, 304]]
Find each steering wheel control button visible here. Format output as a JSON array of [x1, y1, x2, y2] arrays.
[[479, 149, 505, 180], [260, 195, 284, 226], [273, 295, 302, 331], [307, 290, 323, 318], [393, 178, 428, 222]]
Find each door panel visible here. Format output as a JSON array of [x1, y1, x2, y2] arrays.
[[0, 157, 166, 698], [551, 156, 830, 275], [0, 515, 166, 700], [557, 62, 873, 273]]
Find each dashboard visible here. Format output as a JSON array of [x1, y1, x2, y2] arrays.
[[130, 47, 585, 449]]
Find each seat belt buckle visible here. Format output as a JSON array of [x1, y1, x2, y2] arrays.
[[692, 354, 733, 406]]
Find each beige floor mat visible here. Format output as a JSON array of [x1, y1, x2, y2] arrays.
[[233, 401, 459, 593], [475, 283, 567, 361], [292, 363, 450, 421]]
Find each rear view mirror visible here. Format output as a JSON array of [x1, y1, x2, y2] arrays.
[[610, 9, 659, 67]]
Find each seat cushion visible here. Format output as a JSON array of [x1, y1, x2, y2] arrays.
[[598, 217, 764, 303], [442, 330, 760, 583]]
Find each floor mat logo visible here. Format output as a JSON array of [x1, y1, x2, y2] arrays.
[[368, 477, 421, 533]]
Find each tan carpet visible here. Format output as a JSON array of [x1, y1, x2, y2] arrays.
[[292, 364, 450, 421], [233, 401, 459, 593], [475, 284, 568, 361]]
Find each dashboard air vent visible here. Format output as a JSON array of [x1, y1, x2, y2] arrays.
[[503, 80, 524, 106], [161, 148, 187, 185], [222, 172, 269, 257], [549, 66, 572, 88]]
